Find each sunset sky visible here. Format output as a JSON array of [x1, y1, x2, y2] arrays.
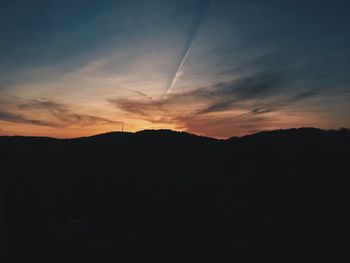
[[1, 0, 349, 138]]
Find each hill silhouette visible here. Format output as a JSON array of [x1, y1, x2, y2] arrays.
[[1, 128, 349, 262]]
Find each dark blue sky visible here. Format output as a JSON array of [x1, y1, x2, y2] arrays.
[[0, 0, 349, 138]]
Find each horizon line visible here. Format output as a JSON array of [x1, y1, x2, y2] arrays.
[[1, 127, 349, 141]]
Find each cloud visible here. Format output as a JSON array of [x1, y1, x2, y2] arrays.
[[18, 99, 120, 127], [0, 111, 60, 127], [176, 113, 275, 138], [215, 72, 281, 98], [108, 72, 284, 120], [113, 71, 284, 118], [109, 98, 166, 118], [288, 90, 319, 103], [128, 90, 153, 100], [247, 91, 321, 117], [107, 68, 329, 137], [250, 108, 273, 114], [0, 97, 120, 128], [196, 99, 234, 114], [196, 71, 325, 116], [109, 72, 322, 122], [108, 83, 280, 137], [196, 72, 283, 114]]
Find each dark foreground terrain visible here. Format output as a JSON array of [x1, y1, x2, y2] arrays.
[[0, 128, 349, 262]]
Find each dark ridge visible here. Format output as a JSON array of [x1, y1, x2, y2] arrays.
[[1, 127, 349, 142], [0, 135, 60, 141], [80, 131, 134, 141], [228, 127, 350, 140], [1, 127, 349, 261], [135, 129, 218, 142]]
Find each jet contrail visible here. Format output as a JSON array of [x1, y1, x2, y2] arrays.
[[164, 0, 214, 97], [129, 89, 153, 100], [166, 42, 194, 96]]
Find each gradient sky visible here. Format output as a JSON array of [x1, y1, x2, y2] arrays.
[[0, 0, 349, 138]]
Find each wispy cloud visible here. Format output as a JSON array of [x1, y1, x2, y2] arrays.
[[19, 99, 121, 127], [128, 90, 153, 100], [0, 111, 60, 127], [0, 96, 120, 128], [287, 90, 319, 103], [250, 108, 273, 114], [196, 72, 283, 114], [107, 68, 333, 137]]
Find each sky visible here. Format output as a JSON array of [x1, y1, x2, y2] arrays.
[[0, 0, 349, 138]]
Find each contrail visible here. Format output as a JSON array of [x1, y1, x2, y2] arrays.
[[164, 0, 214, 97], [166, 42, 194, 96], [129, 89, 153, 100]]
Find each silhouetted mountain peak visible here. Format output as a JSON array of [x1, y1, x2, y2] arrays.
[[85, 131, 133, 140], [81, 129, 216, 145], [135, 129, 215, 141], [228, 127, 350, 141]]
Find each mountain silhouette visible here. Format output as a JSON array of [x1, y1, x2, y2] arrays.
[[1, 128, 349, 262]]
